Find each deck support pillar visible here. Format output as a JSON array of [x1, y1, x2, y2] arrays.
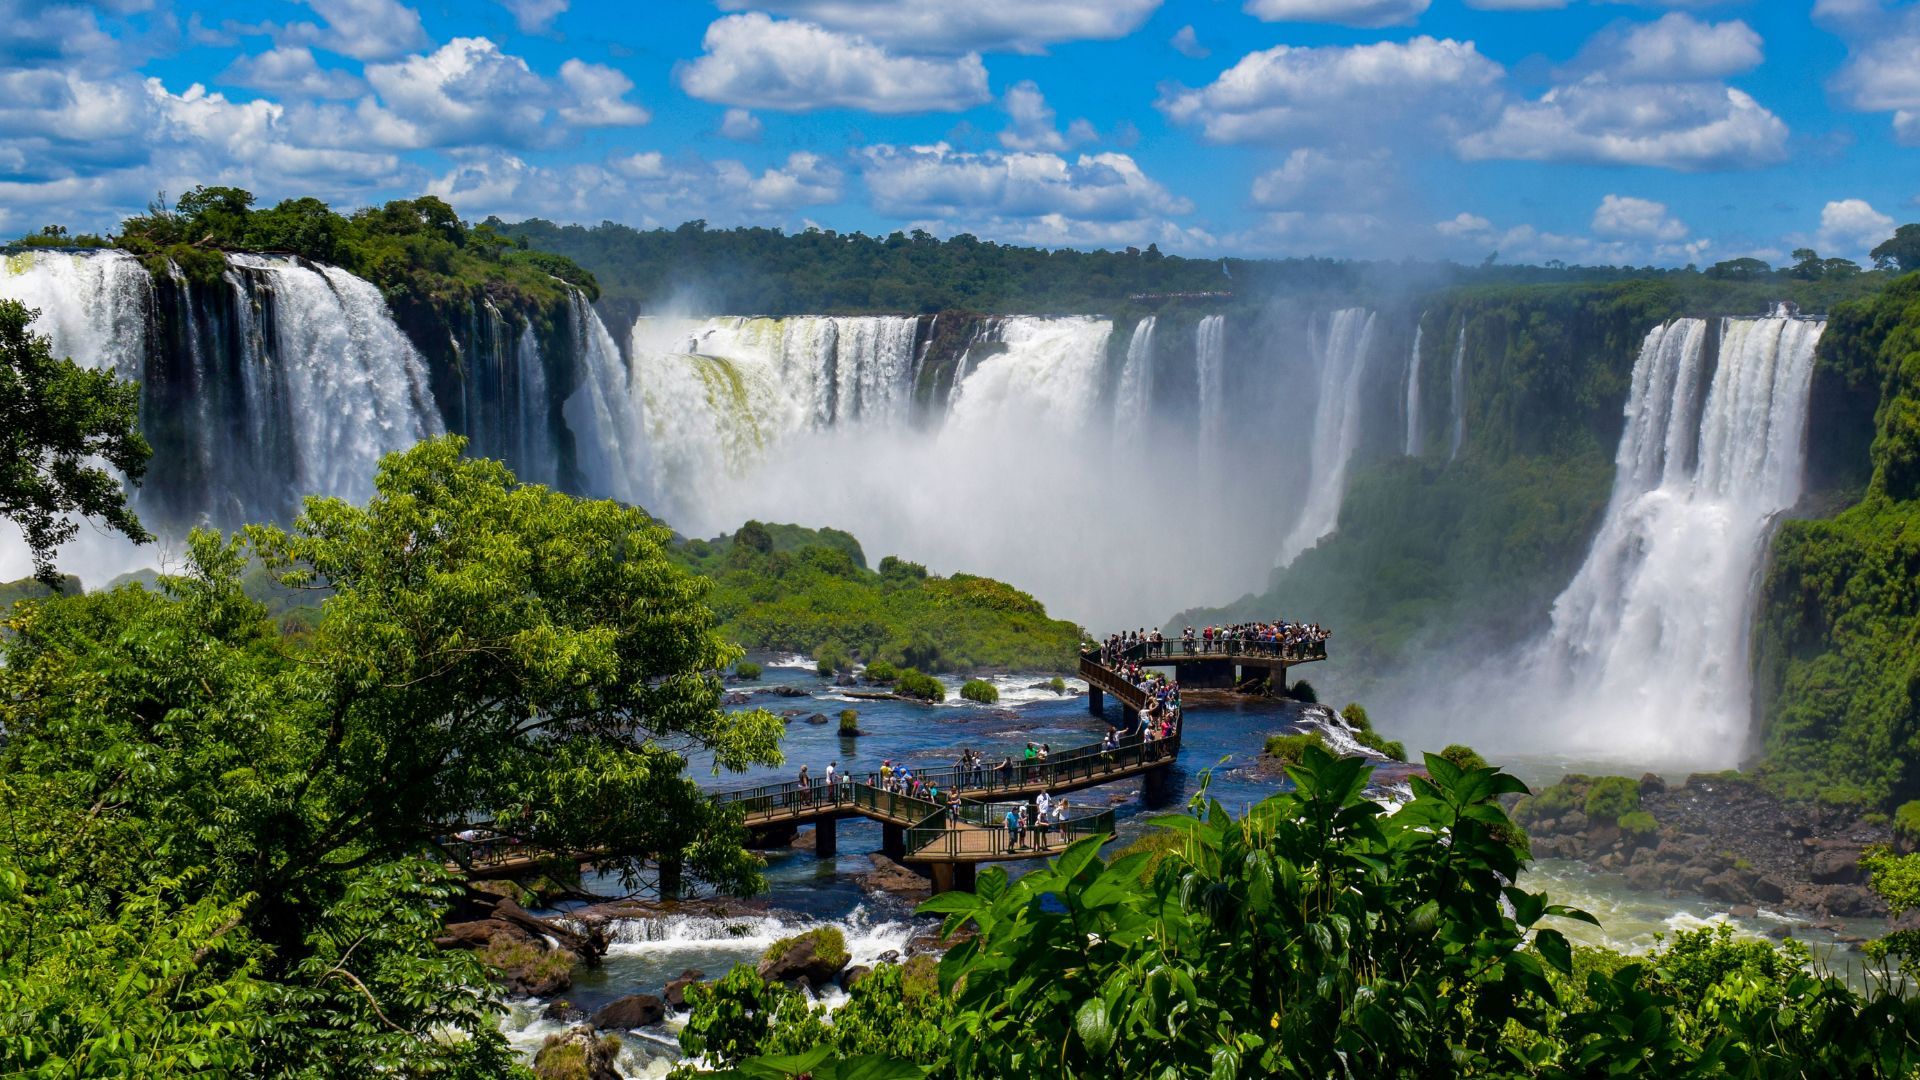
[[814, 817, 838, 858], [1088, 685, 1103, 717], [881, 823, 905, 860], [929, 862, 977, 895]]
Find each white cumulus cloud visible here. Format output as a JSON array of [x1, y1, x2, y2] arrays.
[[1816, 198, 1896, 256], [1817, 0, 1920, 144], [858, 143, 1192, 223], [1170, 25, 1209, 59], [1158, 36, 1504, 144], [428, 148, 844, 224], [222, 46, 364, 98], [1591, 194, 1689, 241], [680, 14, 990, 114], [283, 0, 429, 61], [998, 81, 1094, 152], [1249, 148, 1393, 210], [713, 0, 1161, 55], [1458, 79, 1788, 171], [720, 107, 763, 141], [498, 0, 567, 34], [1242, 0, 1430, 28], [1567, 14, 1763, 83]]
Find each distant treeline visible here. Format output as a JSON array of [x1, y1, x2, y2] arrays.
[[490, 217, 1917, 319]]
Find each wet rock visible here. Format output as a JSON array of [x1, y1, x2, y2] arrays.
[[663, 968, 705, 1008], [1752, 874, 1787, 903], [534, 1025, 621, 1080], [1811, 848, 1864, 885], [542, 999, 589, 1023], [591, 993, 666, 1030], [1560, 811, 1589, 833], [1729, 904, 1759, 919], [722, 691, 751, 705], [758, 935, 848, 987], [767, 685, 811, 697], [1819, 885, 1885, 919], [840, 965, 873, 990], [1625, 862, 1665, 893], [806, 713, 830, 725], [834, 673, 858, 687], [875, 950, 901, 966], [1639, 772, 1667, 797], [857, 853, 931, 899]]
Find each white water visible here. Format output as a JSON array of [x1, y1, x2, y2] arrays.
[[1111, 316, 1157, 440], [1448, 325, 1467, 460], [1404, 319, 1424, 456], [1194, 314, 1225, 472], [1521, 315, 1823, 765], [1276, 308, 1377, 566]]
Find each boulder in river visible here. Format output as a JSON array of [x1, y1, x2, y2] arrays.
[[533, 1025, 621, 1080], [663, 968, 705, 1008], [542, 999, 589, 1023], [757, 928, 850, 986], [805, 713, 830, 725], [591, 993, 666, 1030]]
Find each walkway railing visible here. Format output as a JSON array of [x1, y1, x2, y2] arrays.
[[905, 806, 1116, 860], [1088, 638, 1328, 666]]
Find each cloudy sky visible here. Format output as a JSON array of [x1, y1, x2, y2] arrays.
[[6, 0, 1917, 265]]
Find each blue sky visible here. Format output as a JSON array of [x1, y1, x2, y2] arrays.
[[5, 0, 1917, 266]]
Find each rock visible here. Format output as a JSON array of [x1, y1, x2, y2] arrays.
[[1893, 908, 1920, 934], [857, 853, 931, 899], [436, 918, 534, 952], [805, 713, 830, 725], [1819, 885, 1885, 919], [1752, 874, 1787, 903], [542, 999, 589, 1023], [1811, 848, 1863, 885], [663, 968, 705, 1008], [1624, 862, 1665, 893], [758, 934, 848, 987], [1671, 865, 1710, 894], [1639, 772, 1667, 797], [834, 673, 857, 687], [770, 685, 810, 698], [591, 993, 666, 1030], [1729, 904, 1759, 919], [840, 965, 873, 990], [534, 1025, 621, 1080], [1560, 811, 1589, 833], [875, 950, 901, 966], [722, 691, 751, 705]]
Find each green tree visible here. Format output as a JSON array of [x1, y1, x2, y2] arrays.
[[1871, 223, 1920, 272], [0, 300, 152, 585], [0, 436, 785, 1075]]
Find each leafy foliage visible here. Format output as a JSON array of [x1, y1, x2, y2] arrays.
[[1262, 729, 1327, 763], [894, 669, 947, 703], [0, 300, 153, 584], [0, 436, 784, 1075], [959, 679, 999, 704], [736, 660, 763, 680], [672, 522, 1083, 674], [729, 749, 1920, 1078], [1583, 776, 1642, 824]]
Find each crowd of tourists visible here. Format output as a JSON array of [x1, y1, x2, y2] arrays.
[[1096, 621, 1330, 664]]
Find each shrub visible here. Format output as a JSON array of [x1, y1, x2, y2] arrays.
[[1340, 702, 1372, 734], [960, 679, 999, 704], [735, 660, 762, 681], [1439, 744, 1488, 773], [1048, 677, 1067, 694], [1290, 679, 1318, 704], [1375, 739, 1407, 763], [895, 668, 946, 703], [814, 641, 850, 676], [838, 709, 859, 736], [1584, 775, 1641, 825], [1515, 779, 1583, 824], [1894, 801, 1920, 843], [763, 927, 849, 972], [863, 658, 898, 683], [1264, 730, 1327, 764], [1619, 810, 1659, 837]]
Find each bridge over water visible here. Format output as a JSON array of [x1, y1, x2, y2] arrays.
[[449, 640, 1323, 893]]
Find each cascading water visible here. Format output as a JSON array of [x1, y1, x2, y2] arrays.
[[1404, 318, 1424, 456], [456, 299, 554, 489], [1525, 314, 1823, 764], [1194, 315, 1225, 471], [1276, 308, 1377, 566], [1111, 315, 1157, 440], [1448, 326, 1467, 460]]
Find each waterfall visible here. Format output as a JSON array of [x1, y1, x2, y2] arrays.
[[1529, 314, 1823, 764], [1276, 308, 1377, 566], [457, 299, 555, 489], [947, 316, 1113, 433], [628, 315, 924, 525], [1447, 326, 1467, 460], [1404, 318, 1424, 456], [560, 293, 648, 506], [1111, 315, 1157, 440], [1194, 315, 1225, 471]]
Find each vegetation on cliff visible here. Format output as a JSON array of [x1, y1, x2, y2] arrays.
[[671, 521, 1084, 673], [1755, 271, 1920, 808], [0, 437, 782, 1076]]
